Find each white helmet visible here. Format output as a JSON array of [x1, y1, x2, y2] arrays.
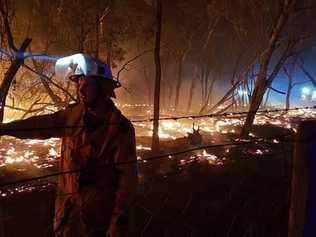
[[55, 53, 120, 88]]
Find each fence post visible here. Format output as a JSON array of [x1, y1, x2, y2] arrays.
[[288, 120, 316, 237]]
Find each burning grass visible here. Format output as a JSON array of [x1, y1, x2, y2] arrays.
[[0, 106, 314, 197]]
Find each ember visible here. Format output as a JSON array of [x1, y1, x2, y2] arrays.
[[0, 137, 60, 169]]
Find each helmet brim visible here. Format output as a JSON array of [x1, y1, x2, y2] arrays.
[[69, 74, 84, 82], [69, 74, 121, 88]]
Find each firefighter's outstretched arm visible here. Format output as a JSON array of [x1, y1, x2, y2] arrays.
[[0, 103, 83, 139], [0, 110, 67, 139]]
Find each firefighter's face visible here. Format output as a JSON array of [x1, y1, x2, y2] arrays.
[[78, 76, 98, 106]]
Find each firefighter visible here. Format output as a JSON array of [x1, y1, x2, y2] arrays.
[[0, 54, 138, 237]]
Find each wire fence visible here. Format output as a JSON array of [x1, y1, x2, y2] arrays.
[[0, 133, 295, 237], [0, 106, 314, 133], [0, 106, 311, 236], [0, 131, 295, 189], [3, 145, 294, 237], [130, 106, 316, 123], [0, 104, 310, 188]]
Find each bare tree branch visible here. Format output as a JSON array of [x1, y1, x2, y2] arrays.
[[0, 0, 16, 51], [23, 63, 76, 102], [299, 59, 316, 87], [268, 86, 286, 95], [98, 6, 111, 23], [116, 48, 154, 81]]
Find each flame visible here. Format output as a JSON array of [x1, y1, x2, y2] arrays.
[[136, 144, 151, 151], [0, 137, 60, 168], [1, 106, 315, 174], [48, 148, 58, 157], [202, 149, 218, 164]]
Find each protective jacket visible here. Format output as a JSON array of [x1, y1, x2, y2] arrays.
[[0, 99, 138, 236]]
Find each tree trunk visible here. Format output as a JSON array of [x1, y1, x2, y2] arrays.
[[263, 88, 271, 108], [286, 87, 292, 111], [106, 39, 112, 67], [241, 53, 271, 136], [245, 71, 253, 104], [161, 56, 169, 109], [202, 68, 210, 106], [95, 12, 100, 59], [78, 23, 85, 52], [151, 0, 162, 152], [174, 55, 183, 110], [187, 65, 198, 113], [231, 77, 237, 111], [143, 66, 152, 104], [168, 76, 174, 109], [200, 66, 205, 103], [0, 38, 32, 122], [199, 74, 216, 114], [300, 64, 316, 88], [241, 0, 296, 136], [284, 60, 297, 111], [208, 75, 216, 105]]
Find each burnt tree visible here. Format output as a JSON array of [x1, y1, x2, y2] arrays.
[[0, 38, 32, 123], [152, 0, 162, 152], [0, 2, 32, 122], [241, 0, 297, 136]]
